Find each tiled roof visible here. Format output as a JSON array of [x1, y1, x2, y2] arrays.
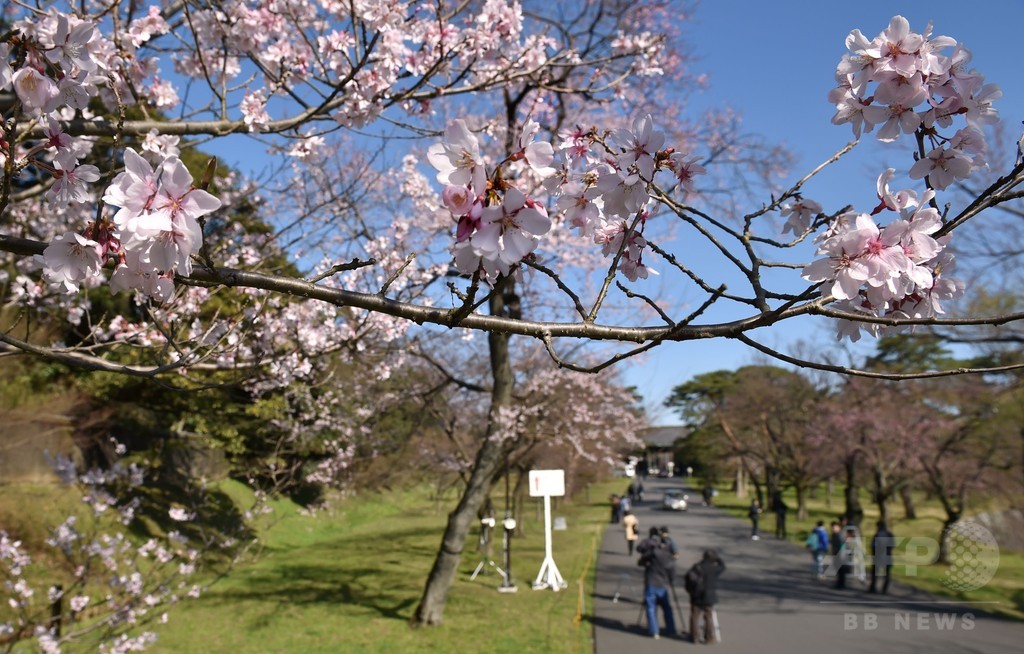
[[639, 426, 688, 448]]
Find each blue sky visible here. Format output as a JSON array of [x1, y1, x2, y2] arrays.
[[188, 1, 1023, 423], [629, 1, 1024, 423]]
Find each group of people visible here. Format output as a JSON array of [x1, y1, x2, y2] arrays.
[[635, 526, 725, 643], [609, 479, 646, 526], [818, 518, 894, 592], [615, 488, 899, 643]]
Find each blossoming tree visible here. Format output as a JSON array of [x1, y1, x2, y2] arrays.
[[1, 0, 1023, 638]]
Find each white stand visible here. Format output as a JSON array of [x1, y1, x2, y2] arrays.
[[532, 494, 567, 591]]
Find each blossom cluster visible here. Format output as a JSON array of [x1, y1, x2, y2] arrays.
[[38, 148, 221, 300], [830, 15, 999, 189], [428, 114, 706, 282], [803, 171, 964, 341], [794, 16, 1002, 340], [1, 456, 202, 653], [1, 7, 223, 302]]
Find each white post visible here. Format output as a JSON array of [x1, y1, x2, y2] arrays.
[[532, 493, 566, 590], [528, 469, 567, 591]]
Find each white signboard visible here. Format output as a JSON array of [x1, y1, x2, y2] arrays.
[[528, 469, 565, 497]]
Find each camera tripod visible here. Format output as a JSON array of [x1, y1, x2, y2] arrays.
[[470, 519, 507, 582]]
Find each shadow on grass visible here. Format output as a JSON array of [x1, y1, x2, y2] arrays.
[[200, 525, 442, 625]]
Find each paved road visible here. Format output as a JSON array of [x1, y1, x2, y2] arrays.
[[592, 477, 1023, 653]]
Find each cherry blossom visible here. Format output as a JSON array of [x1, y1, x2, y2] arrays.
[[43, 13, 98, 73], [40, 232, 103, 293], [668, 152, 706, 194], [874, 168, 919, 214], [610, 114, 665, 180], [427, 120, 488, 195], [516, 117, 556, 177], [46, 151, 101, 206], [464, 187, 550, 277], [780, 197, 822, 235], [12, 68, 58, 113], [908, 145, 973, 190]]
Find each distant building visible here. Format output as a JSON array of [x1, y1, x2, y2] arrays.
[[637, 426, 689, 477]]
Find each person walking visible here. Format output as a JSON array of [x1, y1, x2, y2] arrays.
[[620, 492, 632, 515], [748, 499, 762, 540], [685, 549, 726, 644], [609, 494, 622, 524], [807, 520, 829, 578], [772, 492, 789, 539], [702, 485, 714, 506], [835, 526, 864, 589], [637, 528, 678, 640], [829, 521, 843, 556], [622, 510, 640, 556], [869, 521, 895, 594]]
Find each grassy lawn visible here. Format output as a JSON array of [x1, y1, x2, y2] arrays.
[[704, 482, 1024, 620], [142, 479, 622, 654], [10, 473, 1017, 653]]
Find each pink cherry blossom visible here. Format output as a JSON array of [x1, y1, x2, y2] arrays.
[[43, 13, 97, 73], [610, 114, 665, 180], [40, 232, 104, 293], [908, 145, 973, 190], [780, 197, 822, 235], [427, 119, 487, 195], [442, 185, 476, 216], [464, 187, 550, 277], [12, 68, 58, 113], [874, 168, 918, 214], [241, 89, 270, 132], [668, 152, 706, 193], [556, 180, 602, 237], [0, 44, 11, 90], [103, 148, 161, 231], [864, 16, 924, 78], [516, 117, 555, 177], [802, 215, 873, 300], [830, 88, 873, 138], [46, 151, 101, 206]]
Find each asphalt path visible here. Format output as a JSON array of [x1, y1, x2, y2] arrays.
[[592, 476, 1023, 653]]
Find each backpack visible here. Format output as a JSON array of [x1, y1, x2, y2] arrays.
[[684, 564, 704, 597]]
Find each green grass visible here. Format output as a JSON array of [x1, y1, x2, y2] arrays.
[[145, 480, 622, 654], [705, 482, 1024, 620]]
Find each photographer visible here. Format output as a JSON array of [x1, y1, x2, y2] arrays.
[[636, 528, 677, 640]]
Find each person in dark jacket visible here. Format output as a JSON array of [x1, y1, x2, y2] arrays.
[[869, 521, 895, 594], [687, 549, 725, 644], [636, 530, 677, 639], [772, 492, 789, 539], [829, 521, 842, 555]]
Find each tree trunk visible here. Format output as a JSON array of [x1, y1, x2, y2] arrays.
[[735, 461, 748, 499], [900, 485, 917, 519], [795, 484, 808, 521], [844, 454, 864, 527], [872, 465, 889, 528], [413, 291, 515, 626], [938, 513, 960, 564]]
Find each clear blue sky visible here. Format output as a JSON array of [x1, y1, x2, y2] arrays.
[[628, 0, 1024, 424], [194, 2, 1023, 423]]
